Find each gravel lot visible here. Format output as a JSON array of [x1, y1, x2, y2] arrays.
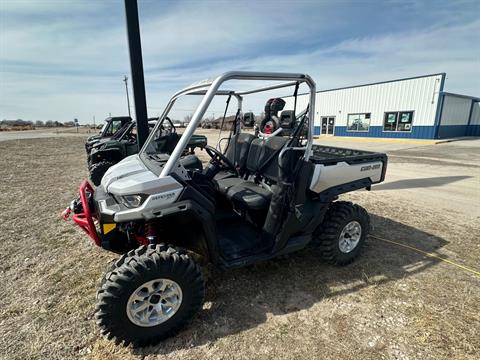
[[0, 132, 478, 360]]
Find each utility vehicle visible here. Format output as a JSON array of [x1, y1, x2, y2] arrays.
[[63, 71, 387, 346], [85, 116, 132, 153], [88, 118, 207, 185]]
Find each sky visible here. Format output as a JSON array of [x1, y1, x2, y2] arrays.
[[1, 0, 479, 124]]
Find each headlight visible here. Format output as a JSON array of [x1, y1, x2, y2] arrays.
[[118, 194, 148, 208]]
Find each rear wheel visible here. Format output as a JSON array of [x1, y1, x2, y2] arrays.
[[313, 201, 370, 265], [95, 244, 204, 346], [89, 161, 114, 186]]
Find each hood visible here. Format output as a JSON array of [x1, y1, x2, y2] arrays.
[[91, 137, 114, 151], [100, 155, 179, 197], [87, 133, 102, 142]]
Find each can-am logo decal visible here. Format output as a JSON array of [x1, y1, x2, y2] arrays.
[[152, 192, 177, 201], [360, 164, 380, 172]]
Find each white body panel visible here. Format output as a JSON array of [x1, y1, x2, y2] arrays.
[[98, 155, 184, 222], [309, 161, 384, 193]]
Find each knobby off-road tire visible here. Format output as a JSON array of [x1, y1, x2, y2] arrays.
[[313, 201, 370, 265], [89, 161, 114, 186], [95, 244, 205, 346]]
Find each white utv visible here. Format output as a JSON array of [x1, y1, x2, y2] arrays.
[[63, 71, 387, 346]]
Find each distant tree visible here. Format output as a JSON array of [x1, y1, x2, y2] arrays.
[[53, 121, 64, 127], [12, 119, 33, 126], [35, 120, 44, 127], [183, 114, 193, 123], [63, 121, 75, 127], [45, 120, 54, 127]]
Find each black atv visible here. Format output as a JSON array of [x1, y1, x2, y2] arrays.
[[85, 116, 132, 154]]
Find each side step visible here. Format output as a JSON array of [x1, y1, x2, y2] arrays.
[[219, 234, 311, 269]]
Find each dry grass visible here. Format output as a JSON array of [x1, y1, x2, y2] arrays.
[[0, 135, 478, 360]]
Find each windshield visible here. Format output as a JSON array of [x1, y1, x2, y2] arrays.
[[100, 121, 109, 134], [112, 122, 132, 140], [143, 118, 178, 155]]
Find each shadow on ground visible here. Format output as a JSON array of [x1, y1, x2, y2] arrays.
[[373, 176, 471, 190], [133, 214, 448, 356]]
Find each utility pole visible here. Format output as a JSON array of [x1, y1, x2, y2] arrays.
[[93, 115, 96, 129], [124, 0, 149, 148], [123, 75, 131, 117]]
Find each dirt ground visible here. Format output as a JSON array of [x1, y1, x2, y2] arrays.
[[0, 132, 479, 360]]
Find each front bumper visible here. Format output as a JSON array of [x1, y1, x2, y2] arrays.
[[63, 180, 146, 253], [62, 180, 101, 246]]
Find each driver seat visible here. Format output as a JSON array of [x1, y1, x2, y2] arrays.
[[223, 133, 255, 174], [213, 133, 255, 191], [214, 136, 263, 195]]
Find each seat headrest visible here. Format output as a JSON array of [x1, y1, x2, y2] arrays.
[[279, 110, 295, 129], [264, 98, 286, 119], [242, 112, 255, 127]]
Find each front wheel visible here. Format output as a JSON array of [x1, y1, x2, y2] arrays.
[[313, 201, 370, 265], [95, 244, 205, 346]]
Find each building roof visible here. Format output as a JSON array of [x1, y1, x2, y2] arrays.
[[441, 92, 480, 102]]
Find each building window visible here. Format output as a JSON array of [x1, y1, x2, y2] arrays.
[[383, 111, 414, 132], [347, 113, 371, 132]]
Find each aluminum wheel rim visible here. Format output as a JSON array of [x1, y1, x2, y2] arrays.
[[126, 278, 183, 327], [339, 220, 362, 253]]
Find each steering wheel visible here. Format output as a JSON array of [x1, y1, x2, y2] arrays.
[[204, 145, 237, 175], [126, 132, 137, 143]]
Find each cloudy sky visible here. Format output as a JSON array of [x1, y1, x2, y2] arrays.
[[1, 0, 479, 124]]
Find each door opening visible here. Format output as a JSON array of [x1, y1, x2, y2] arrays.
[[321, 116, 335, 135]]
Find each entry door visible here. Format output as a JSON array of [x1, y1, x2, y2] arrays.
[[321, 116, 335, 135]]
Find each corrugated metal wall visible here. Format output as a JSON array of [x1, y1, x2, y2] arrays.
[[470, 102, 480, 125], [466, 101, 480, 136], [440, 95, 472, 125], [438, 95, 479, 138], [284, 74, 444, 139]]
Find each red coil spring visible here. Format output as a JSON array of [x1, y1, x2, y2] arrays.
[[145, 222, 157, 244]]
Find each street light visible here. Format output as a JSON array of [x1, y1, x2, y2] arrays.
[[123, 75, 131, 117]]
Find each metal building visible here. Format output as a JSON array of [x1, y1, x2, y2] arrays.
[[284, 73, 479, 139]]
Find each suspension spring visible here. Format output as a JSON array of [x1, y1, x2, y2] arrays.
[[145, 222, 157, 245]]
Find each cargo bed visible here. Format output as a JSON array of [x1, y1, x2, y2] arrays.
[[309, 145, 388, 197], [310, 145, 387, 166]]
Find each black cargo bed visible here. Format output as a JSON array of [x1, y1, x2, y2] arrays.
[[310, 145, 387, 166]]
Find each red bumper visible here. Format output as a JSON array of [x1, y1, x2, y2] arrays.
[[63, 180, 101, 247]]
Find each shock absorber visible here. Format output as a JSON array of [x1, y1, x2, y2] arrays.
[[145, 222, 157, 245]]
